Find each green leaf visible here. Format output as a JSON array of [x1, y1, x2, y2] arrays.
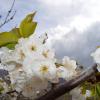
[[0, 32, 19, 48], [5, 43, 17, 49], [91, 86, 95, 96], [10, 28, 21, 38], [0, 85, 4, 94], [19, 12, 37, 38], [0, 28, 21, 49], [81, 85, 87, 95], [96, 83, 100, 97], [0, 12, 37, 49]]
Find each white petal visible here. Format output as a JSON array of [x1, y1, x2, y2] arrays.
[[20, 76, 48, 98], [63, 56, 77, 70], [31, 60, 58, 82], [97, 64, 100, 72], [57, 66, 77, 80], [57, 66, 68, 79], [91, 48, 100, 64]]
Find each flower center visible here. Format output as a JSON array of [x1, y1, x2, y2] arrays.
[[30, 45, 36, 51], [42, 50, 49, 58], [40, 65, 48, 74]]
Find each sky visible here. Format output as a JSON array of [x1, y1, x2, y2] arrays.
[[0, 0, 100, 67]]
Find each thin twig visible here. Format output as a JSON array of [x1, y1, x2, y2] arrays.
[[0, 0, 16, 28], [4, 11, 16, 24], [5, 0, 15, 22], [36, 64, 97, 100]]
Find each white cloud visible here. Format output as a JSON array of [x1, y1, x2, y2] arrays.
[[1, 0, 100, 66], [37, 0, 100, 31], [37, 0, 72, 7]]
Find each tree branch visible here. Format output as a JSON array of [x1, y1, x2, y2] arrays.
[[0, 0, 16, 28], [36, 64, 97, 100]]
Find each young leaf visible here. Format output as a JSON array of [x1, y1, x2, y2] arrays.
[[0, 32, 19, 48], [5, 43, 16, 49], [81, 85, 87, 95], [10, 28, 21, 38], [19, 12, 37, 37]]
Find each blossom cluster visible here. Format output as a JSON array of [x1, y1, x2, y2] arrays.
[[0, 33, 78, 99]]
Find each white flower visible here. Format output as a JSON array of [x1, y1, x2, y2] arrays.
[[22, 35, 43, 56], [0, 63, 7, 70], [84, 90, 91, 98], [57, 66, 69, 79], [91, 48, 100, 64], [0, 47, 13, 63], [15, 38, 28, 59], [22, 57, 34, 77], [9, 67, 25, 85], [30, 60, 58, 83], [0, 46, 24, 65], [15, 36, 42, 59], [57, 56, 77, 80], [63, 56, 77, 70], [1, 49, 24, 72], [91, 48, 100, 72], [57, 66, 77, 80], [20, 77, 48, 99], [8, 65, 49, 99], [41, 44, 55, 60], [6, 63, 16, 72], [97, 65, 100, 72], [14, 47, 26, 64]]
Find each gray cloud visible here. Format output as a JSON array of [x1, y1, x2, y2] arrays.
[[52, 22, 100, 67]]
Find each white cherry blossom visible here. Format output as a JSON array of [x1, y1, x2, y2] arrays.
[[91, 48, 100, 72], [21, 77, 48, 99], [0, 32, 79, 99], [91, 48, 100, 64], [30, 60, 58, 83], [63, 56, 77, 70], [57, 56, 77, 80], [41, 44, 55, 60]]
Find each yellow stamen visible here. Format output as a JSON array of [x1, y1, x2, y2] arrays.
[[30, 44, 37, 51], [40, 65, 48, 74], [20, 50, 25, 60], [42, 50, 49, 58]]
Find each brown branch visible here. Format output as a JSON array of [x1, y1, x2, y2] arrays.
[[6, 90, 18, 94], [36, 64, 97, 100], [0, 0, 16, 28]]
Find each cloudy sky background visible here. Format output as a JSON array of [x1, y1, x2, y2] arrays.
[[0, 0, 100, 67]]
